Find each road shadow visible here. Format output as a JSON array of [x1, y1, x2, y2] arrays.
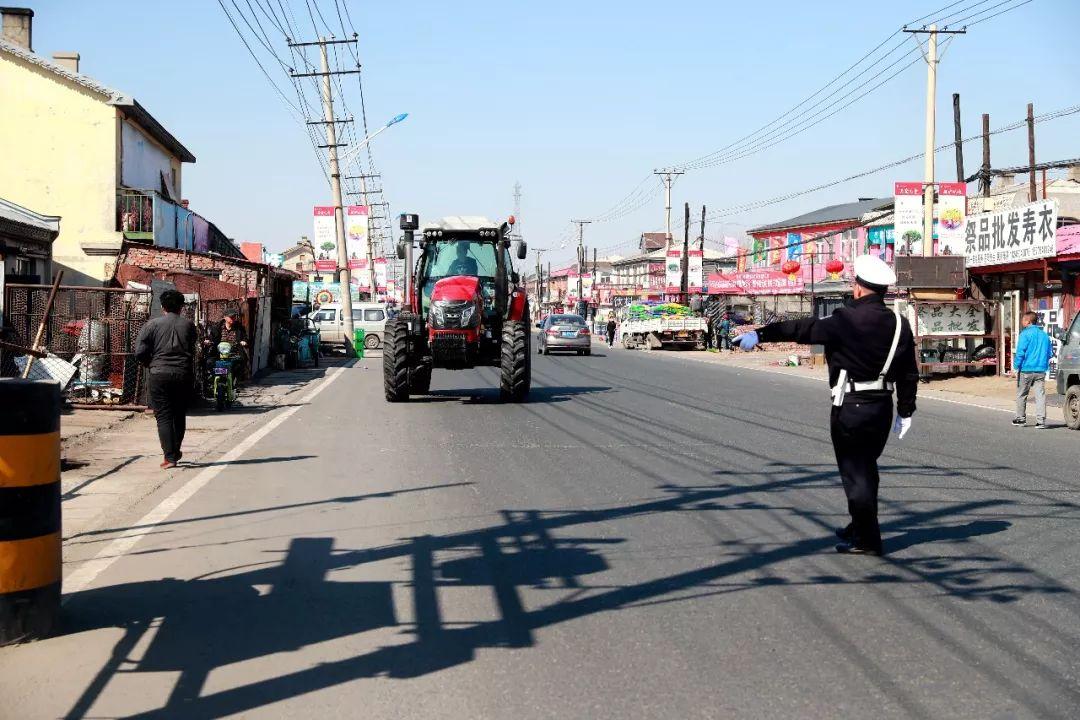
[[413, 385, 612, 405], [55, 474, 1073, 720]]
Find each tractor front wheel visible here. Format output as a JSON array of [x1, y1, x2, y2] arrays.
[[383, 314, 413, 402], [500, 320, 531, 402]]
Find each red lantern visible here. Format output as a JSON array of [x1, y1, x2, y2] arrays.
[[781, 260, 801, 280], [825, 259, 844, 279]]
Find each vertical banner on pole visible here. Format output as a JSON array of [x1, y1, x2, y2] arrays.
[[313, 206, 337, 272], [345, 205, 369, 256], [894, 182, 924, 255], [581, 272, 593, 302], [936, 182, 967, 255], [665, 249, 683, 293], [374, 258, 388, 294], [688, 249, 703, 292]]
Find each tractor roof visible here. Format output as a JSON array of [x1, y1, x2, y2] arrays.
[[422, 216, 500, 233]]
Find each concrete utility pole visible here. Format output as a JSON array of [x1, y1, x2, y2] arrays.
[[981, 113, 991, 200], [290, 36, 362, 353], [681, 202, 690, 303], [654, 169, 684, 250], [532, 247, 547, 316], [1027, 102, 1037, 202], [905, 24, 964, 256], [572, 220, 590, 305]]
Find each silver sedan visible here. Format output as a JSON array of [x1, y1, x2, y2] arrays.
[[537, 314, 592, 356]]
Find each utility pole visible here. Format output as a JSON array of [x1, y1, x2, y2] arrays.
[[981, 113, 991, 201], [572, 220, 590, 308], [654, 168, 684, 250], [592, 247, 598, 319], [1027, 102, 1037, 202], [905, 24, 965, 256], [681, 202, 690, 303], [290, 36, 361, 354], [953, 93, 964, 183], [699, 205, 706, 252], [532, 247, 547, 317]]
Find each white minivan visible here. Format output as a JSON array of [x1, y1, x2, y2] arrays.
[[310, 302, 389, 351]]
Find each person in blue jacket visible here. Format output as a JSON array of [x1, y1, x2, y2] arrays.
[[1013, 311, 1054, 428]]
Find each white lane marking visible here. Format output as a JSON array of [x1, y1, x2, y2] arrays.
[[629, 350, 1015, 413], [62, 366, 349, 597]]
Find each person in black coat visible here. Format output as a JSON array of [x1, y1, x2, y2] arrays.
[[735, 255, 918, 555]]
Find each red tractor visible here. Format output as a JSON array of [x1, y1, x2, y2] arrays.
[[383, 215, 531, 402]]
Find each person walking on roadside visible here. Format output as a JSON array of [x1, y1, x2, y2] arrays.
[[606, 315, 617, 348], [703, 312, 715, 350], [1013, 311, 1053, 429], [734, 256, 918, 556], [135, 290, 196, 470]]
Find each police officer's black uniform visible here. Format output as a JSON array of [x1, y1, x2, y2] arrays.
[[756, 291, 918, 554]]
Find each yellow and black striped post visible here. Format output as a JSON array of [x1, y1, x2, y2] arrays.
[[0, 379, 61, 645]]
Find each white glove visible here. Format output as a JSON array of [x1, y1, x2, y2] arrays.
[[892, 415, 911, 440]]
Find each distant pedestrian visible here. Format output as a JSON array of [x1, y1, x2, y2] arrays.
[[1013, 311, 1053, 429], [135, 290, 196, 469], [606, 315, 617, 347], [704, 312, 714, 350], [717, 313, 733, 351]]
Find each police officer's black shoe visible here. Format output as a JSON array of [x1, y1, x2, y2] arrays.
[[835, 524, 854, 542], [835, 541, 881, 556]]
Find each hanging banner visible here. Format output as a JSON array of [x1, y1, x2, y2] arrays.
[[313, 206, 337, 272], [786, 232, 802, 260], [768, 237, 782, 267], [374, 257, 388, 291], [894, 182, 923, 256], [346, 205, 369, 258], [936, 183, 966, 255], [566, 270, 579, 304], [964, 199, 1058, 268], [688, 249, 703, 292], [665, 249, 683, 292], [736, 250, 748, 273], [751, 238, 767, 265]]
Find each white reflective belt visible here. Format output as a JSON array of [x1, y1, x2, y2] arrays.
[[848, 379, 894, 392]]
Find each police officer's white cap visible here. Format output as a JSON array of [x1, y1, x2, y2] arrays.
[[854, 254, 896, 288]]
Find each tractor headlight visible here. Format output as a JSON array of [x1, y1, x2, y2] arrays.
[[430, 303, 447, 326]]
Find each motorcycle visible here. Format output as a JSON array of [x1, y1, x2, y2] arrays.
[[209, 341, 239, 411]]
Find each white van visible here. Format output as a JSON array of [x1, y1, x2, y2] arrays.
[[309, 302, 389, 351]]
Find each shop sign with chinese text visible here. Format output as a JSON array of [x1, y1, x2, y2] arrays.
[[964, 199, 1057, 268], [706, 269, 804, 296], [313, 206, 337, 272], [910, 302, 985, 336]]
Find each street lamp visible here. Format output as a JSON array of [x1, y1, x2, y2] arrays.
[[338, 112, 408, 169]]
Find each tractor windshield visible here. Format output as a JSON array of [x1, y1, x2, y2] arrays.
[[421, 239, 499, 312]]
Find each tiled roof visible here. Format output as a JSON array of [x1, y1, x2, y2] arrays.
[[749, 197, 893, 234]]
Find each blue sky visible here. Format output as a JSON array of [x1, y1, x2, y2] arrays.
[[30, 0, 1080, 264]]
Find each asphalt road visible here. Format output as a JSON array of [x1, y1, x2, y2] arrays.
[[2, 340, 1078, 719]]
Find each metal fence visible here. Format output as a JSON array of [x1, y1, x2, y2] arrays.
[[1, 284, 152, 406]]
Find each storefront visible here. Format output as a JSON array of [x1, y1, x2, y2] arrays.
[[1, 197, 59, 322]]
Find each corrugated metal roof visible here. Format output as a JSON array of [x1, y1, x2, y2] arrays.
[[749, 197, 893, 234], [0, 197, 60, 235], [0, 37, 196, 163]]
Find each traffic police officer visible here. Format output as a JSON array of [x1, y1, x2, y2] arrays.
[[736, 255, 918, 555]]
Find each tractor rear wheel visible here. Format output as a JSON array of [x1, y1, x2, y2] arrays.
[[383, 314, 412, 402], [500, 319, 531, 402]]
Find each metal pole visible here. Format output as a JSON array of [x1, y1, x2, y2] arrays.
[[922, 25, 938, 257], [699, 205, 706, 252], [953, 93, 964, 183], [319, 38, 354, 355], [1027, 102, 1037, 203]]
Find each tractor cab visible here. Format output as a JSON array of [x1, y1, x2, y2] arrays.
[[382, 214, 531, 402]]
